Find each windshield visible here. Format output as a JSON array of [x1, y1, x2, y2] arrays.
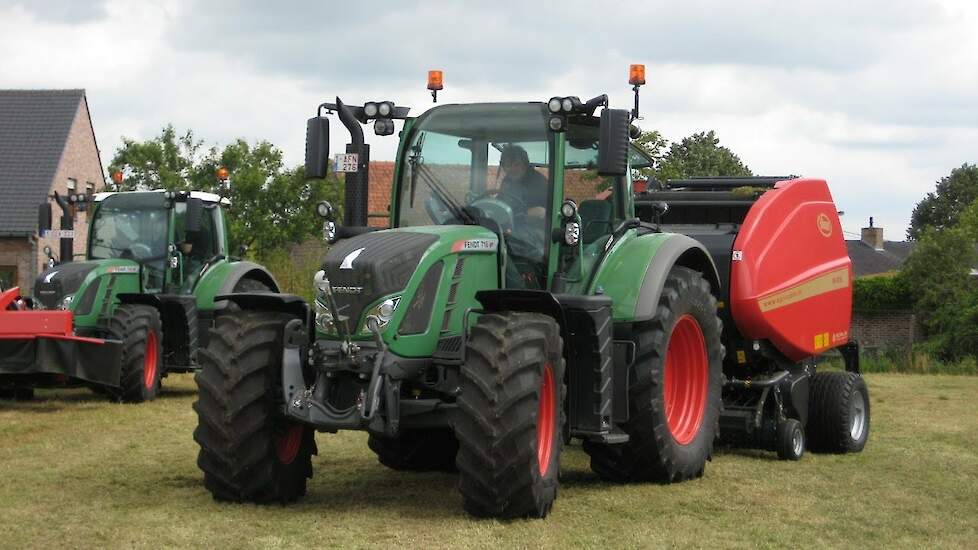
[[90, 193, 169, 261], [396, 103, 553, 287], [89, 193, 169, 289]]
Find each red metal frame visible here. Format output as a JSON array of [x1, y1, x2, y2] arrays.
[[0, 287, 107, 345]]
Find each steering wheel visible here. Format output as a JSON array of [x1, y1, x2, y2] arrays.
[[472, 188, 527, 213]]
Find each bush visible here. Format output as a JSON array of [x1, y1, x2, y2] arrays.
[[823, 347, 978, 375], [853, 275, 911, 311]]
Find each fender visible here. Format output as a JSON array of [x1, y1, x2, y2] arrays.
[[217, 261, 281, 294], [194, 260, 281, 311], [591, 231, 720, 322]]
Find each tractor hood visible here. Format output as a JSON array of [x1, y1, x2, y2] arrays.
[[33, 259, 141, 311], [34, 261, 101, 309], [318, 225, 502, 351], [322, 230, 440, 330]]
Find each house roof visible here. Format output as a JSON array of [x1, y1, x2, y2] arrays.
[[0, 89, 85, 236], [846, 240, 915, 277]]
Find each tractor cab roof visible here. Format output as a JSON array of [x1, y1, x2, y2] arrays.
[[92, 189, 230, 206]]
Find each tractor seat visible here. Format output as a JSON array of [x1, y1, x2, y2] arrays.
[[579, 200, 613, 244]]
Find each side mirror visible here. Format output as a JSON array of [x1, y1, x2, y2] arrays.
[[305, 117, 330, 179], [38, 202, 52, 234], [597, 108, 630, 177], [185, 197, 203, 235]]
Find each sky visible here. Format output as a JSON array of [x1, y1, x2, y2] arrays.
[[1, 0, 976, 240]]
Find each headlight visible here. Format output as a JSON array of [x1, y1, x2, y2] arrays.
[[361, 297, 400, 334], [60, 294, 74, 310], [377, 101, 393, 117], [547, 97, 562, 113], [363, 102, 379, 118], [564, 221, 581, 246]]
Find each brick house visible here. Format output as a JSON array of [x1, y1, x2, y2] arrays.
[[0, 90, 105, 294]]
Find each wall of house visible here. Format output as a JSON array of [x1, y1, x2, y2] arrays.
[[850, 309, 922, 352], [34, 98, 104, 285], [0, 238, 33, 291]]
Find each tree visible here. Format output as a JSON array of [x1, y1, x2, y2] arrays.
[[907, 163, 978, 240], [900, 198, 978, 359], [632, 129, 752, 185], [108, 126, 342, 259]]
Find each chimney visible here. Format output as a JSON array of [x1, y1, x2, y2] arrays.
[[861, 216, 884, 251]]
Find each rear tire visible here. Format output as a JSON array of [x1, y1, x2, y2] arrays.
[[807, 371, 870, 453], [584, 266, 722, 483], [107, 304, 162, 403], [0, 388, 34, 401], [193, 311, 315, 504], [454, 312, 565, 519], [368, 429, 459, 472], [776, 418, 805, 460]]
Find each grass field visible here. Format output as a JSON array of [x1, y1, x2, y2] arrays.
[[1, 373, 976, 549]]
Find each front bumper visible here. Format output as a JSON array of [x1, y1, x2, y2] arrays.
[[280, 320, 457, 436]]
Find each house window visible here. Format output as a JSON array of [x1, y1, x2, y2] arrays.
[[0, 265, 16, 289], [86, 182, 95, 195], [67, 178, 77, 191]]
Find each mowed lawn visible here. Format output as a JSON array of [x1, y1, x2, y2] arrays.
[[1, 374, 975, 549]]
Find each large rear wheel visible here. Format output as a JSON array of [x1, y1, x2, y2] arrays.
[[584, 266, 723, 483], [454, 312, 565, 518], [807, 371, 870, 453], [107, 304, 162, 403], [193, 311, 315, 504]]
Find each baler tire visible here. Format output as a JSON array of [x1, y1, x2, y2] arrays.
[[368, 429, 459, 472], [584, 266, 722, 483], [193, 311, 316, 504], [107, 304, 163, 403], [776, 418, 805, 460], [807, 371, 870, 453], [454, 312, 565, 519]]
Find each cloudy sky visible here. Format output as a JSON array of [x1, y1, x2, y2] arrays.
[[2, 0, 976, 239]]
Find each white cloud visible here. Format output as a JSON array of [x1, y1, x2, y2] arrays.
[[1, 0, 976, 239]]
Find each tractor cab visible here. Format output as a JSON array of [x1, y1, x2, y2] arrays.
[[87, 190, 228, 295]]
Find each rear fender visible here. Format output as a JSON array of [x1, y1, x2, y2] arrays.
[[591, 232, 720, 322]]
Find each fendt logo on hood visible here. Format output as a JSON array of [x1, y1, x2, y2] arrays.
[[340, 247, 365, 270], [43, 271, 59, 283]]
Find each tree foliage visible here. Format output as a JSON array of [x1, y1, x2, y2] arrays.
[[107, 125, 342, 260], [632, 129, 752, 184], [852, 275, 912, 311], [900, 199, 978, 360], [907, 163, 978, 240]]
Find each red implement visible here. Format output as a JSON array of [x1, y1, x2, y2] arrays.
[[728, 179, 852, 362]]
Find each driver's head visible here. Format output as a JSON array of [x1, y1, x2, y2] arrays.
[[500, 145, 530, 180]]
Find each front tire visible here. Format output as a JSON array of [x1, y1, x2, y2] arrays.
[[454, 312, 565, 519], [776, 418, 805, 460], [807, 371, 870, 453], [193, 311, 315, 504], [584, 266, 723, 483], [107, 304, 162, 403]]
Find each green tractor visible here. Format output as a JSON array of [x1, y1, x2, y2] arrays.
[[0, 189, 278, 402], [194, 73, 865, 518]]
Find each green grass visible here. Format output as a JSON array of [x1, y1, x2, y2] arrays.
[[1, 374, 976, 549]]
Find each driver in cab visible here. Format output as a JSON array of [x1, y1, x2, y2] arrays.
[[497, 145, 547, 220]]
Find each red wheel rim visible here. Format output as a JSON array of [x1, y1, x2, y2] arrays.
[[276, 426, 303, 465], [143, 330, 159, 390], [663, 315, 708, 445], [536, 363, 555, 476]]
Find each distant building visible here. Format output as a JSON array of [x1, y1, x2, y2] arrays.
[[845, 218, 915, 277], [0, 89, 105, 294]]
